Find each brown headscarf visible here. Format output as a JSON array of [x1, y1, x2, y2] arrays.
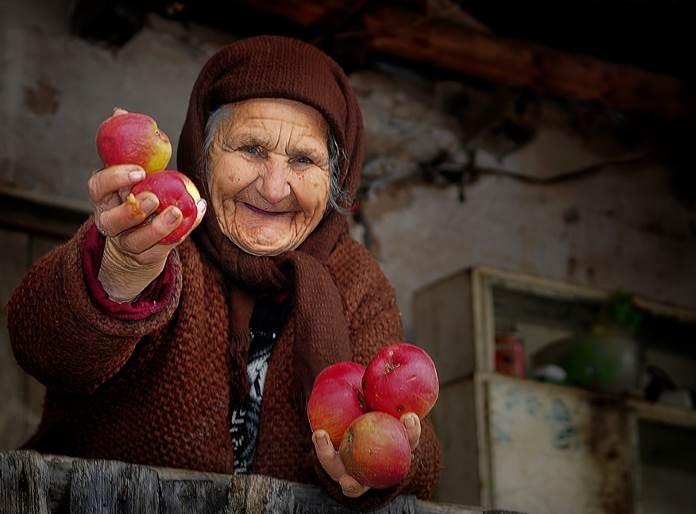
[[177, 35, 365, 404]]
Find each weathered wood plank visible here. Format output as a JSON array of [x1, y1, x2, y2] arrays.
[[229, 473, 421, 513], [227, 474, 294, 513], [69, 458, 159, 514], [159, 479, 228, 514], [45, 456, 74, 514], [290, 480, 417, 514], [0, 450, 49, 514], [417, 505, 518, 514], [485, 375, 633, 514], [1, 452, 495, 513]]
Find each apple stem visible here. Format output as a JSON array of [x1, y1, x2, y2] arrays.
[[126, 193, 145, 217], [385, 361, 400, 374]]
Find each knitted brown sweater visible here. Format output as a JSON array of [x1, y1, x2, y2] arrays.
[[9, 220, 441, 510]]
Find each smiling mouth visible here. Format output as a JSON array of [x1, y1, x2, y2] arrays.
[[242, 202, 292, 217]]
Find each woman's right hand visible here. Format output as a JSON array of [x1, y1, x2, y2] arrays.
[[88, 163, 206, 303]]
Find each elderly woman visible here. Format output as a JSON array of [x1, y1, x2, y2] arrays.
[[9, 36, 440, 509]]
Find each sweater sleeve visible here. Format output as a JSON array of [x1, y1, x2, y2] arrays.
[[312, 243, 442, 511], [8, 218, 183, 396], [82, 222, 178, 320]]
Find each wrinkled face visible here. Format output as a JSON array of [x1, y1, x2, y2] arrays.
[[207, 98, 331, 256]]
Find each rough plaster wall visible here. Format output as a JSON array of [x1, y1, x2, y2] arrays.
[[350, 70, 696, 338], [0, 0, 235, 449], [362, 163, 696, 339], [0, 0, 232, 210], [2, 0, 695, 349]]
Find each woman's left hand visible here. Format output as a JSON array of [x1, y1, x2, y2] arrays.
[[312, 412, 421, 498]]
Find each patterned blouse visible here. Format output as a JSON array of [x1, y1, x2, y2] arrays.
[[230, 296, 291, 473]]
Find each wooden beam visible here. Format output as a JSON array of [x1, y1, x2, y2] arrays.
[[363, 7, 693, 119], [239, 0, 341, 26], [0, 193, 87, 240]]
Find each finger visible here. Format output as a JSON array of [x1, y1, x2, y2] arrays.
[[192, 198, 207, 230], [98, 192, 159, 237], [112, 107, 129, 116], [401, 413, 421, 451], [120, 199, 206, 262], [89, 165, 145, 205], [117, 206, 182, 255], [339, 475, 369, 498], [312, 430, 345, 482], [163, 198, 207, 244]]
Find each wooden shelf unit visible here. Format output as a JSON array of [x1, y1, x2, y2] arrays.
[[415, 266, 696, 514]]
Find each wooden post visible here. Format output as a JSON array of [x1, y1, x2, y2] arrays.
[[159, 479, 228, 514], [69, 459, 159, 514], [0, 451, 49, 514]]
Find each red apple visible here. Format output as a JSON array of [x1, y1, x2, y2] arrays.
[[130, 170, 201, 244], [96, 111, 172, 174], [307, 362, 366, 449], [363, 343, 439, 419], [339, 411, 411, 489]]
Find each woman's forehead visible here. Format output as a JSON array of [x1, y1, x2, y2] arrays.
[[223, 98, 328, 133]]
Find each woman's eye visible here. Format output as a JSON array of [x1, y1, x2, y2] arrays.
[[293, 155, 314, 165], [240, 145, 263, 156]]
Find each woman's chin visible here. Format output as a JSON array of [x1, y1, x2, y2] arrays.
[[242, 245, 287, 257], [234, 234, 295, 256]]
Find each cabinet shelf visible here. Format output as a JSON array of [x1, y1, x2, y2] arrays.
[[479, 371, 696, 430], [415, 266, 696, 514], [627, 398, 696, 430]]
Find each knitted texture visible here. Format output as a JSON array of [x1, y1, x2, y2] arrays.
[[82, 221, 178, 320], [9, 222, 442, 510]]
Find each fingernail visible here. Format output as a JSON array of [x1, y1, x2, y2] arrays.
[[166, 208, 181, 224], [198, 198, 207, 214], [129, 170, 145, 181], [141, 196, 156, 212], [313, 432, 326, 447], [405, 415, 416, 429]]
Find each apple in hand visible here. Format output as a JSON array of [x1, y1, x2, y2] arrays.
[[339, 411, 412, 489], [362, 343, 439, 419], [130, 171, 201, 244], [307, 362, 366, 449], [96, 111, 172, 174]]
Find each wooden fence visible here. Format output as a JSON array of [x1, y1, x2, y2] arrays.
[[0, 451, 526, 514]]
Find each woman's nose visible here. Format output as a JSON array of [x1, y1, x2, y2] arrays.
[[256, 159, 291, 204]]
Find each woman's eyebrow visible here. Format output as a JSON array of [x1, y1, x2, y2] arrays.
[[288, 143, 326, 158], [222, 130, 272, 147], [222, 127, 327, 159]]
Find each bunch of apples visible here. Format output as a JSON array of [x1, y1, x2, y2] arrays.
[[307, 342, 439, 489], [95, 109, 201, 243]]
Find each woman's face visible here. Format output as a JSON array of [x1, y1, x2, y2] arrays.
[[207, 98, 331, 256]]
